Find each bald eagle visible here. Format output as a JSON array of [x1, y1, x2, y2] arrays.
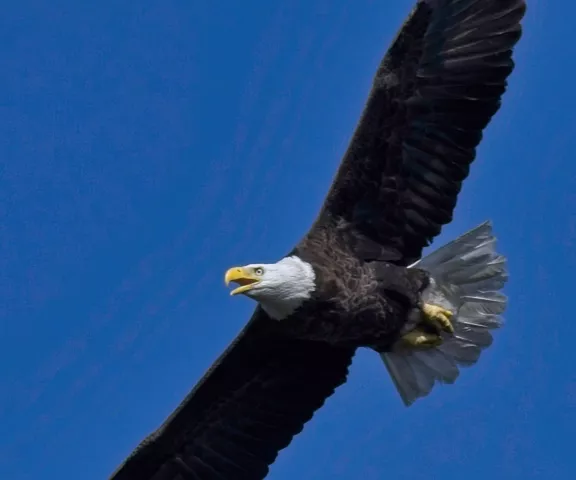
[[109, 0, 525, 479]]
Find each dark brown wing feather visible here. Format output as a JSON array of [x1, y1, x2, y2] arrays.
[[306, 0, 526, 265], [108, 309, 354, 480]]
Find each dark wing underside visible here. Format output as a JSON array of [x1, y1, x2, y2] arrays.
[[109, 309, 354, 480], [304, 0, 526, 266]]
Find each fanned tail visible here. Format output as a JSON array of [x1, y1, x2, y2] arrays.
[[381, 221, 508, 406]]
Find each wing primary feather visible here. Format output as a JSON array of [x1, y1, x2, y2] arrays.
[[109, 311, 354, 480], [304, 0, 526, 265]]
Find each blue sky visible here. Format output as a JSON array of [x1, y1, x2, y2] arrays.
[[1, 0, 574, 478]]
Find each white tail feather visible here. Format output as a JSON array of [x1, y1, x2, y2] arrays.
[[381, 221, 508, 406]]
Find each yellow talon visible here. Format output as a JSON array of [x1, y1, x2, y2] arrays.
[[397, 328, 443, 350], [422, 303, 454, 334]]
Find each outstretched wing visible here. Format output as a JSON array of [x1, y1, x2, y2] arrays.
[[306, 0, 526, 265], [109, 309, 354, 480]]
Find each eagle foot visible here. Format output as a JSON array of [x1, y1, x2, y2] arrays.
[[422, 303, 454, 334], [397, 328, 443, 350]]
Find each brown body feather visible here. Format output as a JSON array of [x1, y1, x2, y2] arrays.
[[281, 228, 430, 348]]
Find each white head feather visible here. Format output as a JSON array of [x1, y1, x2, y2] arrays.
[[237, 256, 316, 320]]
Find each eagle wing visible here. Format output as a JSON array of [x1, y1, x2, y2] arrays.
[[109, 309, 354, 480], [306, 0, 526, 265]]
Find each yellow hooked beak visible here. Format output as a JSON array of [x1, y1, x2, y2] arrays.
[[224, 267, 261, 296]]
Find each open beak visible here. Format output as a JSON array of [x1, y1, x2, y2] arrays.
[[224, 267, 260, 296]]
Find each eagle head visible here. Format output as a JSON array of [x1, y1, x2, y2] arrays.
[[224, 256, 316, 320]]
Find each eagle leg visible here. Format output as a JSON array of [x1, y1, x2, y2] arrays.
[[397, 328, 442, 349], [421, 303, 454, 334]]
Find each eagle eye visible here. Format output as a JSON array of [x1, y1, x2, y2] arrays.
[[254, 267, 264, 276]]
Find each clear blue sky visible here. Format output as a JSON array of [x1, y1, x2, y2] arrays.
[[1, 0, 574, 478]]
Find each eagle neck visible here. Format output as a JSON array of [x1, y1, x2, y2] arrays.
[[259, 255, 316, 320]]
